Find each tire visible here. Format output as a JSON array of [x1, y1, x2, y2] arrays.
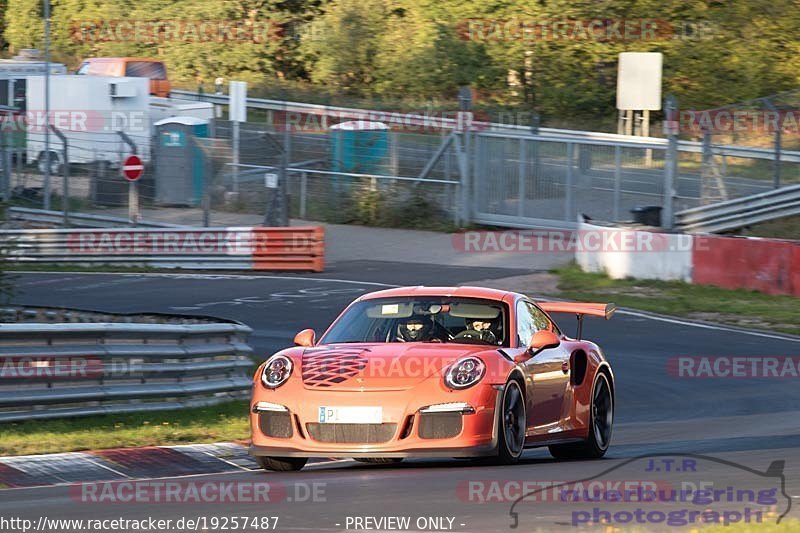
[[354, 458, 403, 464], [549, 371, 613, 460], [37, 151, 61, 175], [492, 379, 527, 465], [255, 456, 308, 472]]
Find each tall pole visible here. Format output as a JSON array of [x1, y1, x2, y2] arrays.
[[43, 0, 52, 210]]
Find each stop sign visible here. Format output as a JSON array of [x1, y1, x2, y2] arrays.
[[122, 155, 144, 181]]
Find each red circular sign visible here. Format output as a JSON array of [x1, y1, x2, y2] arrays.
[[122, 155, 144, 181]]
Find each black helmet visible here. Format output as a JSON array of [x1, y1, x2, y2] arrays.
[[398, 317, 431, 342]]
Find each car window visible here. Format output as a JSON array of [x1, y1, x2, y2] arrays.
[[125, 61, 167, 80], [320, 297, 508, 346], [76, 63, 90, 75], [516, 301, 554, 347]]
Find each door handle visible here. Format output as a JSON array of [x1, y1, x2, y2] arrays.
[[561, 361, 569, 374]]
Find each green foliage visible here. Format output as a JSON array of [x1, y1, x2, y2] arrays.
[[3, 0, 800, 123]]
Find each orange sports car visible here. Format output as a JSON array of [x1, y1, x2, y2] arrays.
[[249, 286, 615, 471]]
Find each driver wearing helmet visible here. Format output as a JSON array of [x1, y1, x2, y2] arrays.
[[455, 317, 498, 344], [397, 317, 433, 342]]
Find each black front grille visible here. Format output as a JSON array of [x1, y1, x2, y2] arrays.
[[306, 423, 397, 443], [419, 412, 463, 439], [259, 411, 293, 438]]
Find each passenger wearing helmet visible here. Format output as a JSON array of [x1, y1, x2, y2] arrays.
[[397, 317, 433, 342], [454, 317, 498, 344]]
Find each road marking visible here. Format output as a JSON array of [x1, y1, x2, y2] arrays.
[[617, 309, 800, 343], [12, 271, 400, 288], [13, 272, 797, 341]]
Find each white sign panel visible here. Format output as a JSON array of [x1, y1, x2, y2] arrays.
[[229, 80, 247, 122], [264, 172, 278, 189], [617, 52, 662, 111]]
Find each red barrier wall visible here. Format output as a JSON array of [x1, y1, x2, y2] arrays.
[[692, 236, 799, 296]]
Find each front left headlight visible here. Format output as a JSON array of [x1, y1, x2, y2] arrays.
[[444, 356, 486, 390], [261, 355, 293, 389]]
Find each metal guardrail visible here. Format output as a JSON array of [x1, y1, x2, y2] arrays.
[[675, 184, 800, 233], [0, 321, 254, 422], [1, 226, 325, 271], [7, 207, 184, 229]]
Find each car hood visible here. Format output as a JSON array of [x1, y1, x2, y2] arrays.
[[299, 342, 493, 391]]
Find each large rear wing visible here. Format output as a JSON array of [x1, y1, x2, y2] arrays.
[[537, 301, 616, 339]]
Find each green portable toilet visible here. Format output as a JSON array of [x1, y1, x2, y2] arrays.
[[153, 116, 209, 206]]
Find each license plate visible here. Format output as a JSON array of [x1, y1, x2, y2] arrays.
[[318, 406, 382, 424]]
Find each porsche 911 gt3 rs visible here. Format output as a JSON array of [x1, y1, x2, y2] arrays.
[[249, 286, 615, 471]]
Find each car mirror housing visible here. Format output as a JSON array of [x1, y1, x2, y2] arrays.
[[528, 330, 560, 353], [294, 328, 316, 347]]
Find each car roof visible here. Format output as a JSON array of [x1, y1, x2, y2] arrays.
[[357, 286, 522, 302]]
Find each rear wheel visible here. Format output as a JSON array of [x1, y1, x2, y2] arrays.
[[549, 372, 613, 460], [354, 458, 403, 464], [494, 379, 526, 464], [255, 456, 308, 472]]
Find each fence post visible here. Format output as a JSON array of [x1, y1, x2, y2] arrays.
[[565, 142, 574, 221], [518, 138, 526, 218], [49, 126, 69, 226], [764, 99, 781, 188], [299, 171, 307, 219], [117, 131, 139, 226], [1, 130, 10, 202]]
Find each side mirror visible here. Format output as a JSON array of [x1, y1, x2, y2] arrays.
[[528, 330, 560, 353], [293, 328, 316, 347]]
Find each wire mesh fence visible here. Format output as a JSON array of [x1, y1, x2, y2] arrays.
[[2, 94, 798, 231]]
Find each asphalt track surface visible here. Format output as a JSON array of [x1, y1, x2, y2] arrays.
[[4, 262, 800, 532]]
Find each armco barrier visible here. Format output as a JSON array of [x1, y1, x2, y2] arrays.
[[0, 321, 254, 422], [692, 235, 799, 297], [1, 226, 325, 272]]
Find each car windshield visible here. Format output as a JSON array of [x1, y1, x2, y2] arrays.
[[320, 297, 508, 346]]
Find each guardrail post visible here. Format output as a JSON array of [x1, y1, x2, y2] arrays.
[[50, 126, 69, 226], [613, 145, 622, 221]]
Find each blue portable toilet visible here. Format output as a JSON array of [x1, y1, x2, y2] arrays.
[[330, 120, 390, 175], [153, 116, 209, 206]]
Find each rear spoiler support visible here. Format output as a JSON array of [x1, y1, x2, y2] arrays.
[[537, 302, 616, 341]]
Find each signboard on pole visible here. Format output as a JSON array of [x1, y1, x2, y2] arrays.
[[229, 81, 247, 123], [122, 154, 143, 181], [617, 52, 663, 111]]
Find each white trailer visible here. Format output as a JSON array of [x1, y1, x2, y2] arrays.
[[149, 97, 214, 125], [24, 75, 151, 173]]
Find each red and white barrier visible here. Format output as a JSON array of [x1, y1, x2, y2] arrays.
[[577, 222, 799, 296], [2, 226, 325, 272]]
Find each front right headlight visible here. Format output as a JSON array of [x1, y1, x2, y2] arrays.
[[261, 355, 293, 389]]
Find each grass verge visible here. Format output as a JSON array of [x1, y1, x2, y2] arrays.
[[0, 401, 250, 456], [553, 264, 799, 336]]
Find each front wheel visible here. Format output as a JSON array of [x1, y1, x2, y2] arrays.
[[549, 371, 613, 460], [495, 379, 527, 464], [37, 151, 61, 175], [255, 456, 308, 472]]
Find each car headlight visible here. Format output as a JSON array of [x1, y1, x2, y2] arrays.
[[445, 356, 486, 390], [261, 355, 293, 389]]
